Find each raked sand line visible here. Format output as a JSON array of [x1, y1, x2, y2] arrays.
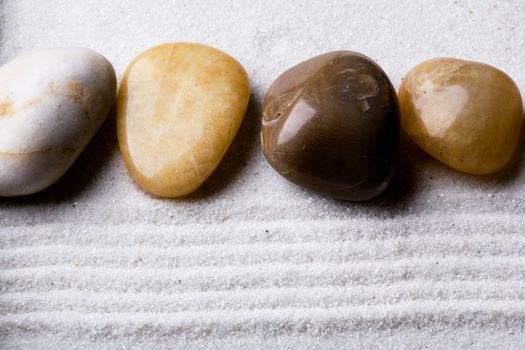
[[2, 257, 525, 293], [1, 234, 525, 269], [2, 300, 525, 338], [2, 281, 525, 314], [1, 213, 524, 249]]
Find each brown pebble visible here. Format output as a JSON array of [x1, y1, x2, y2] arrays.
[[261, 51, 400, 201]]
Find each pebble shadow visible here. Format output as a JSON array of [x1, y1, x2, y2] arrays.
[[321, 130, 424, 215], [356, 112, 525, 213], [180, 94, 262, 200], [0, 105, 118, 206]]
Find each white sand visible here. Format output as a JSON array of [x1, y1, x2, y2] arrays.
[[1, 0, 525, 348]]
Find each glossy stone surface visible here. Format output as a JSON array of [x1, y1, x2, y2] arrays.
[[117, 43, 250, 198], [261, 51, 400, 201], [0, 48, 116, 196], [399, 58, 523, 175]]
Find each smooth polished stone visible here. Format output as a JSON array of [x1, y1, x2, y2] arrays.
[[117, 43, 250, 197], [261, 51, 400, 201], [0, 48, 116, 196], [399, 58, 523, 175]]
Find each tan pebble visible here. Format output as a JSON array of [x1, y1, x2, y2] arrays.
[[399, 58, 523, 175], [117, 43, 250, 197]]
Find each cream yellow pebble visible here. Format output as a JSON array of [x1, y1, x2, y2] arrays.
[[399, 58, 523, 175], [117, 43, 250, 197]]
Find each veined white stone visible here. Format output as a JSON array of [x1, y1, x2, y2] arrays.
[[0, 48, 116, 196]]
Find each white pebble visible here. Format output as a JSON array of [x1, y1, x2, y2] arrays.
[[0, 48, 116, 196]]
